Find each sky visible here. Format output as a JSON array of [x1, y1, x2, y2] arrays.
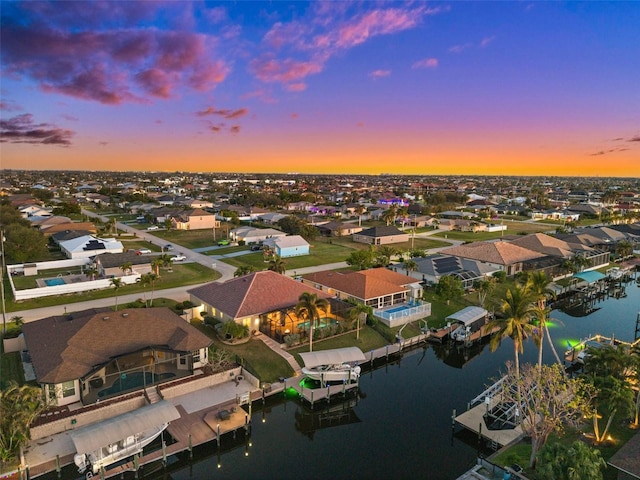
[[1, 1, 639, 177]]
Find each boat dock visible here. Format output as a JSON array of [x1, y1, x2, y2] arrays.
[[564, 333, 640, 365], [454, 377, 524, 450]]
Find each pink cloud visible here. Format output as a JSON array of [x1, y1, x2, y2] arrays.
[[0, 113, 74, 146], [336, 8, 421, 49], [1, 15, 229, 105], [412, 58, 438, 69], [369, 69, 391, 78], [286, 83, 307, 92], [449, 43, 473, 53], [250, 56, 323, 85], [480, 36, 496, 47]]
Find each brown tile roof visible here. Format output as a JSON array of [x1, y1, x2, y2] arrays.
[[188, 270, 330, 319], [441, 240, 545, 265], [509, 233, 589, 259], [93, 251, 152, 268], [41, 222, 97, 235], [22, 307, 212, 384], [302, 268, 414, 301]]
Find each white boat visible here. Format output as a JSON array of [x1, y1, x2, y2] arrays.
[[302, 363, 362, 384], [71, 401, 180, 475], [300, 347, 366, 387]]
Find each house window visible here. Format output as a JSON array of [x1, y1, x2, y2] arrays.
[[62, 381, 76, 398], [192, 350, 200, 363]]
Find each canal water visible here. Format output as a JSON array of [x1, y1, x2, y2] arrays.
[[47, 279, 640, 480]]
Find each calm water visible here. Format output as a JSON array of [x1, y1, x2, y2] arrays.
[[47, 279, 640, 480]]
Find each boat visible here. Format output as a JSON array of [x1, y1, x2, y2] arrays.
[[71, 401, 180, 475], [447, 306, 489, 343], [300, 347, 366, 387]]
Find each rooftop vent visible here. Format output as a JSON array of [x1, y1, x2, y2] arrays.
[[122, 313, 128, 317], [102, 316, 109, 321]]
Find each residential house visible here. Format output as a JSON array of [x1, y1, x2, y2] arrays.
[[301, 268, 428, 327], [188, 271, 341, 342], [92, 251, 153, 278], [263, 235, 310, 258], [408, 254, 498, 289], [257, 212, 289, 225], [21, 307, 212, 406], [230, 227, 287, 244], [171, 208, 219, 230], [352, 226, 410, 245], [440, 240, 546, 276], [316, 221, 363, 237], [59, 235, 124, 259], [40, 222, 98, 237]]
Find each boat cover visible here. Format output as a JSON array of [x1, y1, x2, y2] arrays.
[[573, 271, 606, 284], [70, 400, 180, 453], [299, 347, 366, 368], [446, 306, 488, 327]]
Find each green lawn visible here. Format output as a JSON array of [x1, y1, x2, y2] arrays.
[[433, 220, 555, 242], [0, 351, 25, 388], [6, 263, 220, 312], [190, 320, 293, 383], [150, 227, 233, 249]]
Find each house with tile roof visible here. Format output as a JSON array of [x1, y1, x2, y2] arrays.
[[21, 307, 212, 406], [170, 208, 219, 230], [301, 268, 428, 327], [440, 240, 546, 276], [92, 251, 153, 278], [352, 225, 410, 245], [188, 271, 345, 342]]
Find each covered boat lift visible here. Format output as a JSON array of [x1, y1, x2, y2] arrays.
[[299, 347, 366, 369], [446, 306, 489, 343], [70, 401, 180, 471]]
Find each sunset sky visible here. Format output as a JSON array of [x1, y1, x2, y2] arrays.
[[1, 1, 639, 176]]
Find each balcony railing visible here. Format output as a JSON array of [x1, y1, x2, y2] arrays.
[[374, 303, 431, 322]]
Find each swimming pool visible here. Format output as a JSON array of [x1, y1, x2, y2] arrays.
[[385, 305, 411, 314], [98, 372, 176, 398], [44, 278, 66, 286], [297, 318, 338, 330]]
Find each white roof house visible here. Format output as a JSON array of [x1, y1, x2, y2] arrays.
[[59, 235, 124, 259], [230, 227, 287, 244]]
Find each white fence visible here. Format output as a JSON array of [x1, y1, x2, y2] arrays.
[[10, 273, 141, 301], [7, 258, 88, 274]]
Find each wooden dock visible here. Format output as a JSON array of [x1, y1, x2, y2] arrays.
[[454, 398, 524, 449], [101, 401, 252, 478]]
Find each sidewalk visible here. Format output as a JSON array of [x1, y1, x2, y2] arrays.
[[257, 334, 302, 376]]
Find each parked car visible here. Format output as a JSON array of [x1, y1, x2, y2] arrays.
[[171, 255, 187, 262], [164, 244, 173, 251], [136, 249, 152, 255], [217, 239, 230, 246], [147, 225, 159, 230], [250, 244, 261, 251]]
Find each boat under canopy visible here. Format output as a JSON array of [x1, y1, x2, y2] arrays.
[[446, 306, 488, 328], [70, 400, 180, 455], [299, 347, 366, 369]]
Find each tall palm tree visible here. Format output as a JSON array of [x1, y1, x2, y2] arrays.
[[590, 375, 634, 444], [268, 255, 286, 274], [487, 285, 536, 382], [474, 277, 496, 310], [0, 382, 45, 463], [348, 302, 371, 340], [525, 271, 562, 368], [355, 204, 366, 227], [151, 257, 164, 277], [119, 262, 133, 276], [110, 277, 123, 311], [404, 258, 417, 276], [295, 292, 329, 352]]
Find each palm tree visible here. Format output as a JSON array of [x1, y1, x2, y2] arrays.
[[295, 292, 329, 352], [525, 271, 562, 368], [487, 285, 536, 382], [355, 204, 366, 227], [348, 302, 371, 341], [375, 245, 396, 266], [268, 255, 286, 274], [85, 264, 99, 281], [590, 375, 634, 444], [0, 382, 45, 463], [615, 240, 633, 260], [151, 257, 164, 276], [404, 258, 417, 277], [382, 205, 397, 226], [119, 262, 133, 276], [234, 265, 257, 277], [110, 277, 123, 311], [474, 278, 496, 310]]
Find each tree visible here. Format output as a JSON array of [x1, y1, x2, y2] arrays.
[[151, 257, 164, 276], [2, 224, 48, 263], [525, 271, 561, 368], [486, 285, 536, 383], [295, 292, 329, 352], [355, 204, 366, 227], [348, 302, 371, 341], [536, 440, 607, 480], [234, 265, 257, 277], [375, 245, 396, 267], [589, 375, 634, 444], [346, 249, 374, 270], [382, 206, 397, 226], [268, 255, 286, 274], [85, 264, 99, 281], [474, 278, 496, 309], [119, 262, 133, 276], [0, 382, 46, 464], [403, 258, 417, 276], [110, 277, 123, 311], [435, 275, 464, 304], [501, 362, 592, 469], [615, 240, 633, 260]]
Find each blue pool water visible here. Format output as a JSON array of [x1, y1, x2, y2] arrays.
[[385, 305, 411, 314], [44, 278, 65, 286], [97, 372, 176, 398], [297, 318, 338, 330]]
